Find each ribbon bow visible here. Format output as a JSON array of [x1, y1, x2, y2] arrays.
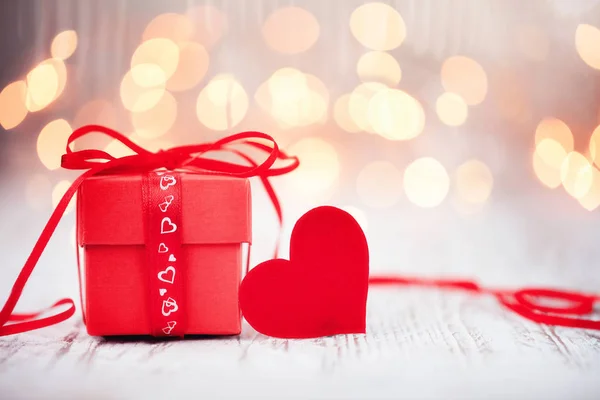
[[0, 125, 299, 336]]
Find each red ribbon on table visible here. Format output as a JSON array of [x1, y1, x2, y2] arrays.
[[0, 125, 299, 336]]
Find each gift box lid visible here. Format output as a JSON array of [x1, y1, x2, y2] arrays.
[[77, 173, 251, 245]]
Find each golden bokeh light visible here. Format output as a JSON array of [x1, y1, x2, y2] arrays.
[[340, 206, 369, 233], [454, 160, 493, 205], [196, 74, 248, 131], [368, 88, 426, 140], [0, 81, 28, 130], [186, 5, 228, 49], [356, 161, 403, 208], [350, 2, 406, 51], [575, 24, 600, 70], [259, 68, 328, 128], [403, 157, 450, 208], [131, 38, 180, 82], [132, 91, 177, 139], [356, 51, 402, 86], [348, 82, 387, 133], [588, 125, 600, 166], [441, 56, 487, 106], [579, 167, 600, 211], [26, 58, 67, 112], [166, 42, 209, 92], [334, 94, 361, 133], [73, 99, 117, 129], [262, 7, 320, 54], [535, 117, 574, 153], [142, 13, 194, 43], [51, 30, 78, 60], [516, 25, 549, 62], [52, 180, 75, 214], [37, 119, 72, 170], [25, 174, 52, 211], [435, 92, 468, 126], [533, 138, 568, 189], [560, 151, 593, 199], [120, 65, 166, 112], [104, 139, 136, 158], [286, 137, 340, 199]]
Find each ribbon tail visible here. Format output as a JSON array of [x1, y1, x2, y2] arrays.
[[0, 170, 95, 335]]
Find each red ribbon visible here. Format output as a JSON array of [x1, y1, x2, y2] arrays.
[[369, 276, 600, 330], [143, 171, 185, 337], [0, 125, 299, 336]]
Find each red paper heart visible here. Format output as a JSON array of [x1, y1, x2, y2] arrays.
[[240, 206, 369, 338]]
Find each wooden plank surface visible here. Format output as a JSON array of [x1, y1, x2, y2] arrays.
[[1, 289, 600, 400]]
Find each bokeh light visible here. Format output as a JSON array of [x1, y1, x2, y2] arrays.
[[535, 118, 574, 152], [262, 7, 320, 54], [26, 58, 67, 112], [368, 88, 426, 140], [132, 91, 177, 139], [403, 157, 450, 208], [257, 68, 328, 128], [196, 74, 248, 131], [575, 23, 600, 70], [356, 161, 403, 208], [166, 42, 209, 92], [441, 56, 488, 106], [131, 38, 180, 82], [52, 180, 75, 214], [120, 64, 166, 112], [560, 151, 593, 199], [334, 94, 361, 133], [349, 82, 387, 133], [340, 206, 369, 233], [37, 119, 72, 170], [579, 167, 600, 211], [104, 138, 136, 158], [186, 5, 228, 49], [51, 30, 78, 60], [356, 51, 402, 86], [350, 2, 406, 51], [454, 160, 494, 205], [435, 92, 468, 126], [588, 125, 600, 166], [286, 137, 340, 199], [533, 138, 568, 189], [142, 13, 194, 43], [0, 80, 28, 130], [73, 99, 117, 129]]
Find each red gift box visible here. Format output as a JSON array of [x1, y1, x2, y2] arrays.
[[77, 172, 251, 336]]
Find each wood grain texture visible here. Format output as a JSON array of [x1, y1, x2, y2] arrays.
[[1, 289, 600, 400]]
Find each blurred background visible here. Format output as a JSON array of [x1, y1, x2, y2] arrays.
[[1, 0, 600, 310]]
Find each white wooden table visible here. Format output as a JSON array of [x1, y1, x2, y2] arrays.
[[1, 290, 600, 399], [2, 176, 600, 399]]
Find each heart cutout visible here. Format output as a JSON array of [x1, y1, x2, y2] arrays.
[[160, 217, 177, 234], [239, 206, 369, 339], [158, 266, 176, 284], [160, 175, 177, 191]]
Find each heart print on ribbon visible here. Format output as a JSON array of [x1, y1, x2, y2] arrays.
[[144, 171, 184, 337]]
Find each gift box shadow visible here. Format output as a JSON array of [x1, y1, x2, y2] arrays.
[[98, 334, 238, 344]]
